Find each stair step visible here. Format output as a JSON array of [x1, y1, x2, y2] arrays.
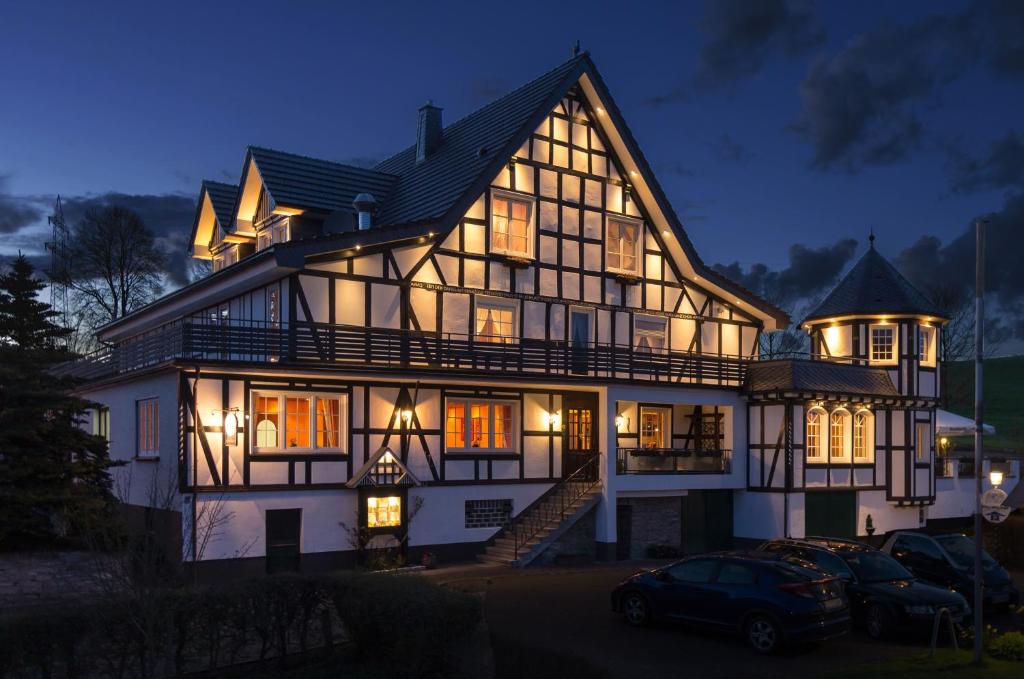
[[477, 553, 513, 565]]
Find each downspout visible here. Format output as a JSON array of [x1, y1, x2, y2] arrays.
[[784, 400, 794, 538]]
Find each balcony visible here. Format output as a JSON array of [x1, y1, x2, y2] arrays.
[[56, 320, 749, 386], [616, 447, 732, 475]]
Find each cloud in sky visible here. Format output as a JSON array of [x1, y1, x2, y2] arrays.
[[0, 175, 47, 235], [948, 131, 1024, 194], [792, 2, 1024, 171], [712, 237, 858, 310], [696, 0, 824, 87]]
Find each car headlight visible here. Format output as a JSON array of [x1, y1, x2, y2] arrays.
[[904, 604, 935, 615]]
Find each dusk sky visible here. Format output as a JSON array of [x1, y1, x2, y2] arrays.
[[2, 1, 1022, 342]]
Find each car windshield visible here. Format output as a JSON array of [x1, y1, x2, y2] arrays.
[[935, 535, 997, 568], [841, 550, 913, 583]]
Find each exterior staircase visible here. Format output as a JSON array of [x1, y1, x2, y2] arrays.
[[479, 453, 602, 567]]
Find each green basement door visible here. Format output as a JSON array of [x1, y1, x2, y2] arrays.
[[681, 490, 733, 554], [804, 491, 857, 539]]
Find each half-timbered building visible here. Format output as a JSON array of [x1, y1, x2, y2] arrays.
[[66, 53, 993, 574]]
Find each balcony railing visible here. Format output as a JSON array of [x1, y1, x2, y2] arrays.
[[55, 320, 750, 386], [616, 447, 732, 474]]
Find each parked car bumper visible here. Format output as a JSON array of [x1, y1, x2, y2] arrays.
[[783, 612, 852, 644]]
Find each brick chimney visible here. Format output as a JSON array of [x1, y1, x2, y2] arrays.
[[416, 101, 443, 163]]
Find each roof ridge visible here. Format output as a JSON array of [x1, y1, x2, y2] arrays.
[[373, 53, 588, 171], [248, 145, 398, 178]]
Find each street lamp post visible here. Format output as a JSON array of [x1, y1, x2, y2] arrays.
[[972, 220, 985, 665]]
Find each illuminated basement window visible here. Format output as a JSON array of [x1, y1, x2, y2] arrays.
[[367, 496, 402, 528]]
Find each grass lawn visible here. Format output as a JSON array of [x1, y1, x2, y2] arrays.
[[824, 649, 1022, 678], [946, 356, 1023, 452]]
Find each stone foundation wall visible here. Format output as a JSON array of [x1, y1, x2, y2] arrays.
[[533, 510, 596, 566], [621, 497, 682, 559]]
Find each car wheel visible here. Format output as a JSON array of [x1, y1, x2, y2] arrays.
[[745, 615, 781, 654], [865, 603, 892, 640], [621, 592, 650, 626]]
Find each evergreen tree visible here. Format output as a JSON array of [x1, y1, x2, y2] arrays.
[[0, 255, 117, 546]]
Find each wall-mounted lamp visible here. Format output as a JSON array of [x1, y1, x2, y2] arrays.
[[623, 183, 633, 203], [615, 414, 629, 431], [509, 156, 517, 172], [543, 410, 562, 430], [210, 408, 241, 446], [990, 469, 1004, 488], [397, 408, 414, 426]]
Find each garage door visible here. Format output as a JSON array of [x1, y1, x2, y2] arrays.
[[804, 491, 856, 539], [681, 490, 734, 554]]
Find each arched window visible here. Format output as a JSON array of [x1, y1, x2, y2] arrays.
[[830, 409, 850, 462], [853, 410, 874, 462], [806, 408, 825, 462]]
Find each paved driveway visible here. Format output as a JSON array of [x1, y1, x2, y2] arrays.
[[442, 563, 953, 679]]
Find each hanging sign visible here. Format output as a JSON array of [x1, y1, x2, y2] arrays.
[[982, 488, 1010, 524]]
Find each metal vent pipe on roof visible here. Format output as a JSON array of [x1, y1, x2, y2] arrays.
[[353, 193, 377, 230]]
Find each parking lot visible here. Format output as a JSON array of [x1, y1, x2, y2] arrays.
[[442, 563, 1022, 679]]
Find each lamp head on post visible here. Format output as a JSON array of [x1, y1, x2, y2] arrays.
[[989, 469, 1004, 488]]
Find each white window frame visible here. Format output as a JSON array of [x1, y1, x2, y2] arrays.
[[853, 409, 874, 463], [223, 246, 239, 267], [918, 325, 935, 367], [256, 218, 290, 252], [829, 408, 851, 463], [444, 398, 518, 454], [489, 189, 536, 259], [869, 324, 896, 364], [92, 406, 110, 443], [212, 254, 224, 272], [605, 216, 643, 276], [136, 398, 159, 459], [633, 315, 667, 353], [251, 391, 348, 454], [474, 296, 518, 344], [806, 407, 826, 463], [639, 405, 672, 449]]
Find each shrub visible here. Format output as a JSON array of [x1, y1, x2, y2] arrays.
[[989, 631, 1024, 662]]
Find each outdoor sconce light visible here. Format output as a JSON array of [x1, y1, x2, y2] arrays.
[[398, 409, 414, 426], [990, 469, 1004, 488], [623, 183, 633, 203], [210, 408, 240, 446], [543, 410, 561, 430], [615, 414, 629, 431]]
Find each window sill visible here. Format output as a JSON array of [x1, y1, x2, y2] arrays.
[[490, 253, 534, 268], [134, 455, 160, 462], [609, 271, 641, 284], [252, 451, 349, 460]]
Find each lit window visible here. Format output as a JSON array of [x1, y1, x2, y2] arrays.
[[366, 496, 401, 528], [252, 391, 346, 453], [606, 218, 641, 274], [223, 247, 239, 267], [212, 255, 224, 272], [490, 192, 534, 258], [639, 406, 670, 449], [634, 316, 667, 353], [256, 219, 290, 251], [918, 326, 934, 365], [871, 326, 894, 362], [446, 399, 517, 452], [475, 299, 516, 343], [92, 406, 110, 442], [137, 398, 159, 458], [854, 410, 873, 462], [830, 410, 850, 462], [806, 407, 825, 462]]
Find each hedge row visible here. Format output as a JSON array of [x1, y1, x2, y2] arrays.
[[0, 572, 481, 679]]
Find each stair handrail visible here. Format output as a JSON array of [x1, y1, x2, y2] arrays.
[[508, 452, 602, 558]]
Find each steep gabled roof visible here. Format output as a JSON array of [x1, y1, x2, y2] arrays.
[[204, 180, 239, 230], [746, 359, 900, 398], [247, 146, 398, 215], [803, 245, 946, 325], [373, 56, 586, 228]]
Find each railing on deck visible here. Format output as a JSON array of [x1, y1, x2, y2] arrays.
[[507, 452, 602, 559], [54, 320, 750, 385], [616, 447, 732, 474]]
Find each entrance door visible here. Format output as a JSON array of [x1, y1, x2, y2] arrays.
[[681, 490, 734, 554], [563, 393, 599, 480], [804, 491, 857, 539]]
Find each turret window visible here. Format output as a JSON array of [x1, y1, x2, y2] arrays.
[[870, 325, 894, 363], [853, 410, 874, 462], [918, 326, 935, 366], [829, 409, 850, 463], [806, 407, 825, 462]]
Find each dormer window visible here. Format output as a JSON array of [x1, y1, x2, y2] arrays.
[[490, 191, 535, 259], [606, 218, 642, 275], [257, 219, 289, 251], [870, 325, 895, 363]]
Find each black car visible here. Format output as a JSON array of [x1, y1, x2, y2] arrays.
[[759, 537, 970, 640], [610, 552, 850, 653], [881, 531, 1020, 611]]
